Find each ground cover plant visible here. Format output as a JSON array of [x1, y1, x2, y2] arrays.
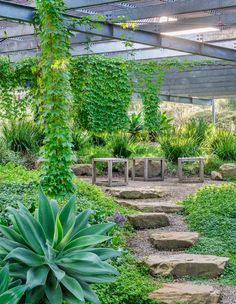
[[183, 183, 236, 285]]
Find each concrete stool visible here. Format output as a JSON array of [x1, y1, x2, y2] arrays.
[[131, 157, 165, 181], [92, 158, 129, 187], [178, 157, 204, 183]]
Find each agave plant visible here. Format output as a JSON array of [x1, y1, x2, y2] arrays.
[[0, 265, 26, 303], [0, 189, 120, 303]]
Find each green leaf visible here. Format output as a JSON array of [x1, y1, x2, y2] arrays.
[[78, 248, 121, 261], [59, 194, 76, 235], [71, 209, 91, 238], [0, 285, 27, 304], [48, 264, 65, 282], [53, 214, 63, 247], [0, 265, 9, 294], [79, 281, 100, 304], [45, 272, 63, 304], [5, 248, 45, 267], [73, 222, 115, 238], [8, 208, 46, 254], [61, 275, 84, 302], [64, 235, 111, 253], [0, 225, 27, 245], [25, 286, 44, 304], [26, 266, 49, 289], [38, 188, 55, 243]]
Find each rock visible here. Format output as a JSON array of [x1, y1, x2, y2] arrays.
[[72, 164, 92, 176], [128, 213, 170, 229], [219, 163, 236, 178], [150, 232, 199, 250], [150, 283, 220, 304], [107, 188, 167, 199], [116, 199, 183, 213], [129, 160, 167, 178], [211, 171, 223, 181], [145, 253, 229, 278]]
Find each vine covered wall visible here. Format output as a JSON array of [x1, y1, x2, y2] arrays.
[[71, 56, 132, 132]]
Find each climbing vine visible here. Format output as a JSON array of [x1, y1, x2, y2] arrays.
[[35, 0, 74, 198], [71, 55, 132, 132]]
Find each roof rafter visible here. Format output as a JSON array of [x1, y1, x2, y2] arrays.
[[105, 0, 236, 21], [65, 0, 126, 9], [1, 1, 236, 62]]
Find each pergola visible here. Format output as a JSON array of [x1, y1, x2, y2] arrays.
[[1, 0, 236, 112]]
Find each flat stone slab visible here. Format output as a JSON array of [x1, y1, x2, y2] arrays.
[[145, 253, 229, 278], [150, 283, 220, 304], [116, 199, 183, 213], [106, 188, 167, 199], [150, 232, 199, 250], [128, 213, 170, 229]]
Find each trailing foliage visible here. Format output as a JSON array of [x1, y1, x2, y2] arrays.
[[0, 163, 39, 183], [35, 0, 74, 197], [71, 56, 131, 133], [0, 189, 120, 303], [183, 183, 236, 284]]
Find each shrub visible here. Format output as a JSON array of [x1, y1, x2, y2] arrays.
[[2, 119, 44, 155], [211, 129, 236, 161], [0, 189, 120, 303], [183, 118, 210, 145], [183, 183, 236, 284], [160, 129, 199, 163], [110, 133, 135, 158], [71, 128, 91, 152], [0, 138, 21, 165], [0, 163, 39, 183], [0, 182, 36, 225], [128, 113, 144, 139]]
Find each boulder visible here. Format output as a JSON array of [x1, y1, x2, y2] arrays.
[[211, 171, 223, 181], [145, 253, 229, 278], [129, 160, 166, 178], [128, 213, 170, 229], [150, 283, 220, 304], [116, 199, 183, 213], [149, 231, 199, 250], [107, 188, 167, 199], [219, 163, 236, 178], [72, 164, 92, 176]]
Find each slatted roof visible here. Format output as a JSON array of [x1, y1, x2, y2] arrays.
[[1, 0, 236, 99]]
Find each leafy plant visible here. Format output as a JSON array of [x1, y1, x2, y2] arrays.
[[158, 112, 173, 135], [0, 265, 26, 303], [128, 113, 144, 139], [211, 129, 236, 161], [0, 163, 39, 183], [160, 129, 199, 163], [110, 133, 135, 158], [0, 189, 120, 303], [2, 120, 43, 155], [0, 139, 21, 165], [183, 118, 210, 145], [71, 128, 91, 152]]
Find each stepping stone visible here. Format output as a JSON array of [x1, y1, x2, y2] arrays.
[[150, 232, 199, 250], [116, 199, 183, 213], [145, 253, 229, 278], [150, 283, 220, 304], [106, 188, 167, 199], [128, 213, 170, 229]]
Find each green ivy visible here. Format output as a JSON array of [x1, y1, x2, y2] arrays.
[[71, 55, 132, 132], [35, 0, 74, 198]]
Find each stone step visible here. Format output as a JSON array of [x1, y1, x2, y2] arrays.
[[116, 199, 183, 213], [128, 213, 170, 229], [150, 283, 220, 304], [145, 253, 229, 278], [150, 231, 199, 250], [105, 188, 167, 199]]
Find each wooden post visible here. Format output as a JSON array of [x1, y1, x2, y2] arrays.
[[92, 160, 96, 184], [131, 159, 135, 181], [212, 99, 216, 126], [161, 159, 165, 181], [199, 158, 204, 182], [144, 158, 148, 181], [125, 160, 129, 185], [108, 160, 113, 187], [178, 159, 183, 181]]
